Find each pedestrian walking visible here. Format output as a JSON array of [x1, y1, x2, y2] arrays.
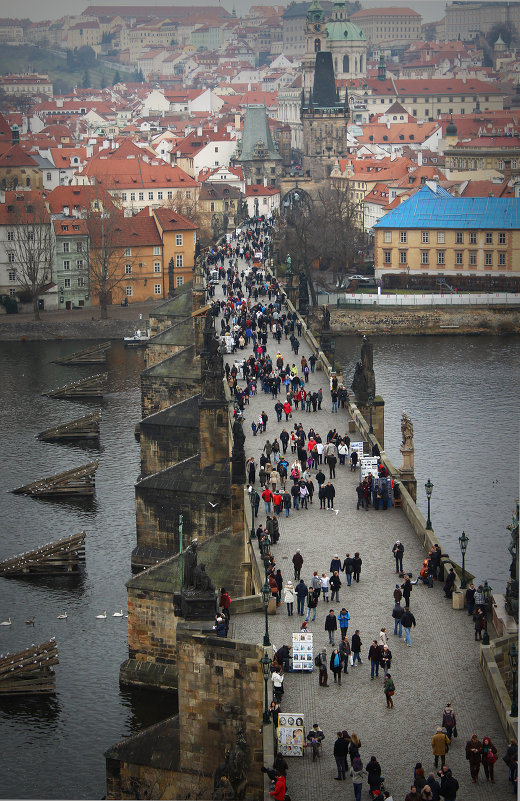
[[292, 549, 303, 580], [401, 574, 412, 607], [325, 609, 338, 644], [305, 586, 318, 622], [369, 640, 382, 679], [343, 553, 353, 585], [379, 627, 388, 648], [338, 607, 350, 639], [283, 581, 295, 616], [339, 635, 351, 674], [431, 727, 450, 768], [383, 672, 395, 708], [352, 552, 362, 583], [401, 606, 416, 646], [465, 734, 483, 783], [325, 481, 336, 509], [438, 767, 459, 800], [330, 570, 341, 602], [473, 607, 485, 641], [295, 578, 308, 616], [306, 723, 325, 759], [442, 703, 457, 739], [321, 573, 330, 602], [443, 567, 456, 599], [330, 647, 343, 684], [392, 599, 404, 637], [465, 583, 476, 615], [351, 629, 362, 665], [481, 736, 498, 783], [350, 756, 366, 801], [317, 649, 329, 687], [366, 756, 382, 795]]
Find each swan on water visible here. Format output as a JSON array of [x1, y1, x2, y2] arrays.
[[96, 611, 107, 619], [0, 618, 12, 626], [112, 610, 123, 617], [57, 613, 68, 620]]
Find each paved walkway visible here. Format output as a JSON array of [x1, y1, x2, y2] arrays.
[[217, 268, 510, 801]]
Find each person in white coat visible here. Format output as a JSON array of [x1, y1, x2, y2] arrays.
[[283, 581, 296, 616]]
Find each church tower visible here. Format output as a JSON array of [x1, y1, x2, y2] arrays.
[[301, 51, 350, 182], [302, 0, 327, 92]]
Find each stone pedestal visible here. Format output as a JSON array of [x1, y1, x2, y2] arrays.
[[358, 396, 385, 449], [399, 474, 417, 502], [180, 589, 217, 621]]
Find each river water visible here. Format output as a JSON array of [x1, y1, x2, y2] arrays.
[[337, 334, 519, 589], [0, 341, 176, 800], [0, 335, 517, 799]]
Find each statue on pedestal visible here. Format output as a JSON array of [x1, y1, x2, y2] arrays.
[[180, 537, 217, 620], [201, 312, 225, 401], [322, 305, 331, 331], [505, 502, 519, 622], [231, 417, 246, 485], [398, 412, 415, 475], [351, 336, 376, 403], [213, 729, 249, 800], [285, 254, 292, 277]]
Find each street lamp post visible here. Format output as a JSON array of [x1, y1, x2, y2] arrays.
[[425, 479, 434, 531], [482, 580, 492, 645], [260, 651, 272, 724], [262, 580, 271, 647], [367, 393, 374, 434], [330, 338, 336, 373], [509, 644, 518, 717], [459, 531, 469, 590], [249, 488, 257, 544]]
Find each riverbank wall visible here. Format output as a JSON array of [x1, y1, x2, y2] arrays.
[[311, 304, 520, 335]]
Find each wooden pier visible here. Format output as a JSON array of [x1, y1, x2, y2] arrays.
[[37, 411, 101, 442], [53, 342, 111, 365], [0, 639, 59, 695], [0, 532, 86, 577], [12, 461, 98, 497], [44, 374, 107, 400]]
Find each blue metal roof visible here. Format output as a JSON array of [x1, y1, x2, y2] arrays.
[[373, 184, 520, 230]]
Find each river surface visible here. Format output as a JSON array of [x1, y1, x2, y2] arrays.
[[0, 340, 177, 800], [0, 335, 517, 799], [337, 334, 519, 589]]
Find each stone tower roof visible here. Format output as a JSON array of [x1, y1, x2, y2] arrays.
[[312, 51, 340, 107], [237, 104, 281, 162]]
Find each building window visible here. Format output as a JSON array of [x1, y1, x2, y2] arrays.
[[63, 260, 70, 270], [437, 231, 445, 244], [125, 247, 131, 256], [63, 242, 70, 252], [121, 193, 127, 201], [498, 161, 504, 170], [8, 252, 15, 263], [399, 250, 407, 264], [499, 252, 506, 266], [8, 270, 15, 281], [176, 233, 183, 246], [455, 252, 463, 265], [383, 250, 391, 264], [9, 288, 15, 297], [77, 276, 85, 287], [130, 193, 135, 202], [176, 275, 184, 287], [455, 232, 463, 244], [469, 251, 477, 265], [383, 231, 391, 243], [421, 251, 429, 265], [148, 192, 154, 200], [64, 278, 71, 288], [154, 283, 161, 295], [138, 192, 144, 201], [76, 259, 83, 269], [167, 191, 173, 199], [125, 264, 132, 274], [76, 241, 83, 252], [485, 232, 493, 244], [399, 231, 407, 243], [437, 251, 445, 265], [469, 232, 477, 244], [153, 246, 160, 255], [485, 252, 492, 266], [176, 254, 183, 268], [185, 192, 191, 199], [210, 202, 215, 212], [125, 286, 133, 296], [7, 230, 13, 241], [499, 232, 506, 244]]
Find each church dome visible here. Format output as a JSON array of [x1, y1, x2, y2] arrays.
[[446, 120, 457, 136], [326, 0, 366, 41]]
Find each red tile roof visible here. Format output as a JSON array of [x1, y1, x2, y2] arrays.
[[0, 190, 49, 225], [0, 144, 39, 167], [153, 206, 198, 231], [52, 219, 89, 235]]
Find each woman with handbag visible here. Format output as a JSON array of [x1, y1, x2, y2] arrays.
[[383, 672, 395, 708], [481, 736, 498, 783]]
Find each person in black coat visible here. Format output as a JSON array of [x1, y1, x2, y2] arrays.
[[319, 483, 327, 509], [333, 732, 349, 780], [443, 568, 456, 599], [352, 553, 362, 583], [365, 756, 382, 791], [325, 482, 336, 509], [392, 541, 404, 573], [401, 575, 412, 607], [325, 609, 338, 644]]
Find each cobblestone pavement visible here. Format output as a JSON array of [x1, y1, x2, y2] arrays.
[[217, 271, 510, 801]]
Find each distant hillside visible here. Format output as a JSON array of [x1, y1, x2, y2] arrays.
[[0, 45, 122, 93]]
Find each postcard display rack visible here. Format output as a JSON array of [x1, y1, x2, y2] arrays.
[[277, 713, 305, 757], [292, 631, 313, 671]]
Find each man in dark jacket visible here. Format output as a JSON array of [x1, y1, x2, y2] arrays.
[[325, 481, 336, 509], [325, 609, 338, 644], [292, 549, 303, 580], [356, 482, 366, 509], [392, 600, 404, 637], [333, 731, 349, 780], [351, 630, 362, 665], [443, 568, 456, 599], [330, 554, 341, 573], [438, 767, 459, 800], [330, 571, 342, 603], [401, 575, 413, 607], [392, 540, 404, 573], [295, 579, 308, 616], [401, 606, 416, 646], [315, 468, 326, 488], [342, 553, 354, 585]]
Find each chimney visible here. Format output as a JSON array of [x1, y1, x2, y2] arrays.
[[64, 205, 70, 215], [417, 151, 423, 166], [386, 120, 390, 129], [197, 126, 202, 136], [11, 125, 19, 145]]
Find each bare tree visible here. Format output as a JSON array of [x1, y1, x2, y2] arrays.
[[85, 211, 134, 319], [314, 185, 365, 285], [10, 196, 54, 320], [277, 200, 321, 306]]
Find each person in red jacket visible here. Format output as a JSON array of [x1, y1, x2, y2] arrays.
[[262, 487, 273, 514], [269, 772, 286, 801], [219, 588, 231, 621]]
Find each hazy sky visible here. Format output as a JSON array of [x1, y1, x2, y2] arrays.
[[1, 0, 452, 24]]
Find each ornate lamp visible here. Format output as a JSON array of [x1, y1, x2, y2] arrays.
[[262, 580, 271, 647], [425, 478, 434, 530], [482, 580, 493, 645], [260, 651, 272, 724], [458, 531, 469, 589]]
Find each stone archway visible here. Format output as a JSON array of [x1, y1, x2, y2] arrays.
[[281, 187, 312, 216]]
